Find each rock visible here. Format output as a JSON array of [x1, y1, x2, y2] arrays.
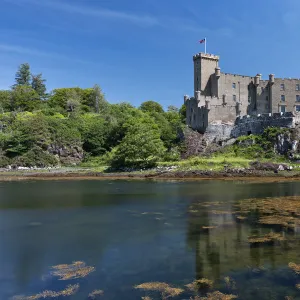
[[278, 165, 285, 171]]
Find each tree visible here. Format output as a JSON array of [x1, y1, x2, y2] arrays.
[[140, 101, 164, 114], [179, 104, 186, 124], [14, 63, 31, 87], [11, 86, 40, 111], [48, 87, 94, 112], [31, 74, 47, 98], [111, 118, 166, 169], [79, 115, 111, 155], [5, 113, 51, 156], [167, 105, 179, 113], [66, 90, 81, 113], [0, 90, 12, 112], [92, 84, 108, 114]]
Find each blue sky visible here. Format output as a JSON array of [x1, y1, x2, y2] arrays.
[[0, 0, 299, 109]]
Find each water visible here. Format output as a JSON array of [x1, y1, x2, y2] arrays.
[[0, 180, 300, 299]]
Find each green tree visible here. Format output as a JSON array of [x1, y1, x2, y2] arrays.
[[111, 118, 166, 169], [48, 87, 95, 113], [140, 101, 164, 114], [92, 84, 107, 114], [79, 114, 111, 155], [179, 104, 186, 124], [31, 74, 47, 98], [11, 86, 40, 111], [66, 90, 81, 113], [14, 63, 31, 87], [4, 113, 50, 156], [0, 90, 12, 112]]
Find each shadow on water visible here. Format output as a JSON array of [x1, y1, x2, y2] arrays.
[[0, 180, 300, 299]]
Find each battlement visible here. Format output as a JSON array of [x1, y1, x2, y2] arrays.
[[275, 78, 300, 81], [235, 112, 295, 125], [193, 52, 219, 61], [231, 112, 296, 138], [222, 72, 254, 79]]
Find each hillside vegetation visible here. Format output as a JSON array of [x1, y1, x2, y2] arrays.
[[0, 63, 297, 171]]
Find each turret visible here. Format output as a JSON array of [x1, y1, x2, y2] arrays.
[[193, 52, 219, 95], [254, 74, 260, 86], [269, 74, 275, 85], [215, 67, 221, 78], [184, 95, 189, 103]]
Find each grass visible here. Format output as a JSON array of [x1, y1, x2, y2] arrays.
[[158, 154, 251, 171]]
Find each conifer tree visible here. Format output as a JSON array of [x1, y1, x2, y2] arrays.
[[14, 63, 31, 87], [31, 74, 47, 98]]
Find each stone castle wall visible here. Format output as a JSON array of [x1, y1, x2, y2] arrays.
[[202, 112, 300, 143], [231, 112, 295, 138]]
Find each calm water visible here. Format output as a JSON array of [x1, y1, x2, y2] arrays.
[[0, 180, 300, 299]]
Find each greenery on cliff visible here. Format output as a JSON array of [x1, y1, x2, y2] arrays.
[[0, 63, 297, 171], [0, 63, 187, 169]]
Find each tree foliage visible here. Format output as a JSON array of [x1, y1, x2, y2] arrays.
[[14, 63, 31, 87], [140, 101, 164, 114], [31, 74, 47, 98], [111, 118, 166, 168], [0, 64, 185, 168]]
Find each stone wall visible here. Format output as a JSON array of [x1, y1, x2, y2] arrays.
[[204, 123, 234, 142], [231, 112, 295, 138]]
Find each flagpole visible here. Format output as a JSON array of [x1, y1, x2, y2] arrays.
[[205, 37, 207, 54]]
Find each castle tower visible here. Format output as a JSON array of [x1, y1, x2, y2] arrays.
[[193, 53, 220, 96]]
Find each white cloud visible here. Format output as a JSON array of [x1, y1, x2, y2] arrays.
[[0, 43, 93, 65], [5, 0, 234, 37], [9, 0, 159, 27]]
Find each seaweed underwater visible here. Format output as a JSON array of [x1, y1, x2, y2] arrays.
[[11, 261, 98, 300]]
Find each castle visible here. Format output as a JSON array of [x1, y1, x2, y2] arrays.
[[184, 52, 300, 133]]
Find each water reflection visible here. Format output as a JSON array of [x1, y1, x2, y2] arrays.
[[185, 181, 300, 299], [0, 180, 299, 299]]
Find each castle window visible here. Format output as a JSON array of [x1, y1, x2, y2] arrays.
[[281, 95, 285, 102], [233, 95, 236, 101], [280, 105, 286, 113], [232, 83, 236, 89], [266, 96, 269, 101], [296, 95, 300, 102], [280, 83, 285, 91], [296, 84, 300, 91], [296, 105, 300, 112]]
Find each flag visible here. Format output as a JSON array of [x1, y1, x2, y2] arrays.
[[199, 38, 206, 44]]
